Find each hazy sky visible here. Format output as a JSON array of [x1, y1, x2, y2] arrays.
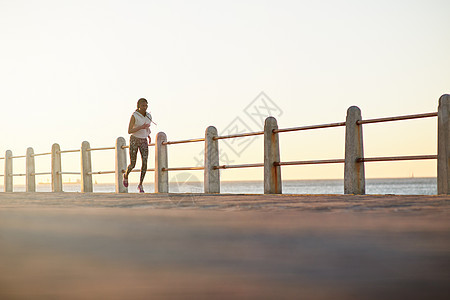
[[1, 0, 449, 184]]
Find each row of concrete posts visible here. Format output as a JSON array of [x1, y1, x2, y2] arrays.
[[3, 95, 450, 194]]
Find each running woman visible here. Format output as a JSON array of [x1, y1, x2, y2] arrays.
[[123, 98, 152, 192]]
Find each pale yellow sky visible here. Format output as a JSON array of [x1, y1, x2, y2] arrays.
[[0, 0, 448, 184]]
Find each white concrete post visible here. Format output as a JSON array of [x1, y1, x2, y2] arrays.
[[344, 106, 365, 194], [155, 132, 168, 193], [438, 94, 450, 194], [115, 137, 128, 193], [264, 117, 282, 194], [204, 126, 220, 193], [51, 143, 63, 192], [26, 147, 36, 192], [4, 150, 13, 192], [81, 141, 93, 193]]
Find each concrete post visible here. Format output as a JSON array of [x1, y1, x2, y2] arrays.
[[438, 94, 450, 194], [155, 132, 168, 193], [115, 137, 128, 193], [81, 141, 93, 193], [26, 147, 36, 192], [344, 106, 365, 194], [204, 126, 220, 193], [264, 117, 282, 194], [51, 143, 63, 192], [4, 150, 13, 192]]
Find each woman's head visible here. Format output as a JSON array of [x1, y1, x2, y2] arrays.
[[137, 98, 148, 111]]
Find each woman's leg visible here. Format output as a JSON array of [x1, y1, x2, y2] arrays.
[[138, 138, 149, 185], [125, 136, 138, 178]]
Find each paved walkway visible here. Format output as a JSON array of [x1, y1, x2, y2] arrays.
[[1, 193, 449, 299]]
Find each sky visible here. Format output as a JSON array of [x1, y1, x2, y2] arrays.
[[0, 0, 449, 185]]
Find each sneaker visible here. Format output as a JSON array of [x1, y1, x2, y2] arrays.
[[123, 175, 129, 188], [137, 185, 144, 193]]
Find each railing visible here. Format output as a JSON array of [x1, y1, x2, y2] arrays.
[[1, 94, 449, 195]]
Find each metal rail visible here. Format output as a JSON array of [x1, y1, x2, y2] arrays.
[[87, 147, 115, 152], [272, 113, 437, 134], [10, 155, 26, 159], [129, 169, 155, 173], [214, 131, 264, 140], [276, 159, 346, 166], [274, 122, 346, 133], [4, 172, 52, 176], [357, 112, 437, 125], [275, 156, 436, 167], [88, 170, 116, 175], [58, 172, 81, 175], [32, 152, 52, 157], [214, 163, 264, 170], [58, 149, 80, 154], [163, 166, 204, 171], [163, 138, 205, 145], [358, 155, 437, 163]]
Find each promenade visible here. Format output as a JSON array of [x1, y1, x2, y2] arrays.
[[1, 193, 449, 299]]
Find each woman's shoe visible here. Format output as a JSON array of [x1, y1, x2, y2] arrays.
[[137, 185, 144, 193], [123, 175, 129, 188]]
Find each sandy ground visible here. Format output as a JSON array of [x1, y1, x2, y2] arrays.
[[0, 192, 449, 299]]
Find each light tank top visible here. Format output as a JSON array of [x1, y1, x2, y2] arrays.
[[132, 111, 152, 139]]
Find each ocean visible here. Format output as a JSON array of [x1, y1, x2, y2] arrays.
[[5, 177, 437, 195]]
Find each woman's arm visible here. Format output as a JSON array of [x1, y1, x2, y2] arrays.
[[128, 116, 150, 134]]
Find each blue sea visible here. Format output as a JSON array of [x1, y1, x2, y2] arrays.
[[4, 177, 437, 195]]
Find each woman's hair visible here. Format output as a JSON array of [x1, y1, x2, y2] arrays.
[[137, 98, 148, 109]]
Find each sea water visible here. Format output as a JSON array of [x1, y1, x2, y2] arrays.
[[6, 177, 437, 195]]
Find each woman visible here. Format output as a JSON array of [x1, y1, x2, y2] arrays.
[[123, 98, 152, 193]]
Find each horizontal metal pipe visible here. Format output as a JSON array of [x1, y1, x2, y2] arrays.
[[274, 122, 346, 133], [358, 155, 437, 163], [88, 170, 116, 175], [214, 131, 264, 140], [0, 157, 4, 160], [11, 173, 26, 177], [32, 152, 52, 157], [129, 169, 156, 173], [58, 172, 81, 175], [32, 172, 52, 176], [163, 138, 205, 145], [10, 155, 26, 159], [276, 159, 346, 166], [58, 149, 80, 154], [357, 112, 437, 125], [214, 163, 264, 170], [87, 147, 115, 152], [162, 167, 205, 171]]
